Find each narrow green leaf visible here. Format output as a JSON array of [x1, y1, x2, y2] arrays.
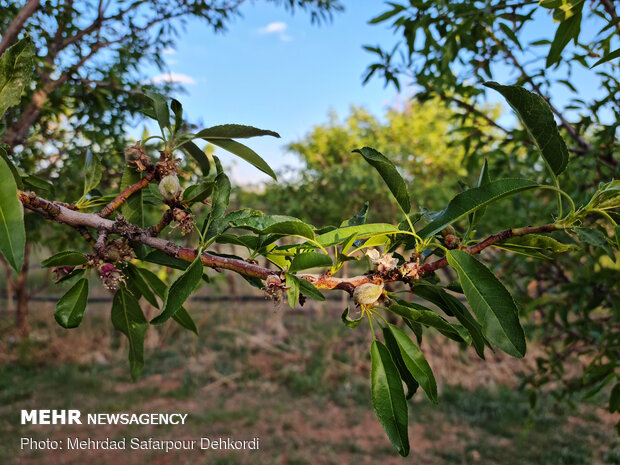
[[181, 140, 211, 176], [125, 264, 159, 308], [341, 306, 363, 328], [0, 37, 34, 118], [206, 138, 277, 180], [144, 250, 190, 270], [111, 287, 148, 380], [196, 124, 280, 139], [151, 255, 203, 325], [447, 250, 526, 358], [417, 179, 539, 239], [576, 227, 615, 261], [83, 152, 102, 195], [120, 166, 145, 258], [137, 267, 197, 334], [0, 156, 25, 272], [368, 4, 405, 24], [23, 175, 54, 195], [413, 283, 487, 358], [591, 48, 620, 68], [484, 83, 569, 175], [340, 201, 369, 227], [0, 147, 23, 189], [41, 251, 88, 267], [317, 223, 399, 246], [387, 324, 438, 404], [298, 278, 325, 301], [615, 225, 620, 250], [546, 2, 583, 67], [289, 252, 332, 272], [144, 90, 171, 134], [610, 383, 620, 413], [387, 302, 471, 344], [264, 221, 315, 240], [354, 147, 410, 213], [382, 327, 419, 400], [210, 157, 231, 222], [286, 273, 300, 308], [182, 181, 214, 204], [494, 234, 578, 259], [54, 278, 89, 328], [370, 340, 410, 457], [171, 98, 183, 134]]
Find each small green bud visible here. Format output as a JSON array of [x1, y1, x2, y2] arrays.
[[440, 225, 456, 237], [159, 174, 180, 201], [353, 283, 384, 306]]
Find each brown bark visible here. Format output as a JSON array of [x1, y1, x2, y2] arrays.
[[0, 0, 41, 56]]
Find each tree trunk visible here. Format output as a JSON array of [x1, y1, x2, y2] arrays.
[[15, 243, 30, 337]]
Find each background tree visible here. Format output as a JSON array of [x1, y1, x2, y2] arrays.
[[0, 0, 343, 335]]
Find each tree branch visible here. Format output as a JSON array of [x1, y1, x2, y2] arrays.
[[18, 191, 566, 296], [0, 0, 41, 55]]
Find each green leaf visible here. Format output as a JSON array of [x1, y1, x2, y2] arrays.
[[206, 138, 277, 181], [382, 327, 419, 400], [120, 166, 145, 258], [111, 287, 148, 380], [23, 175, 54, 195], [286, 273, 300, 308], [298, 278, 325, 301], [0, 37, 34, 118], [576, 227, 615, 261], [182, 181, 214, 204], [196, 124, 280, 139], [317, 223, 399, 246], [387, 302, 471, 344], [546, 2, 583, 67], [171, 98, 183, 134], [151, 254, 203, 325], [615, 225, 620, 250], [387, 324, 438, 404], [417, 179, 539, 239], [83, 152, 102, 195], [144, 90, 171, 134], [289, 252, 332, 272], [124, 264, 159, 308], [413, 283, 487, 358], [41, 251, 88, 267], [341, 306, 363, 328], [181, 140, 211, 176], [0, 147, 23, 189], [494, 234, 578, 258], [447, 250, 526, 358], [484, 83, 569, 176], [591, 48, 620, 68], [0, 156, 25, 272], [210, 157, 231, 222], [226, 212, 315, 240], [354, 147, 410, 213], [264, 221, 315, 240], [370, 340, 410, 457], [54, 278, 89, 328], [368, 4, 406, 24], [144, 250, 190, 270], [340, 201, 369, 227], [136, 267, 197, 334]]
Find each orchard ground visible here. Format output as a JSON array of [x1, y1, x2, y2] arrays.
[[0, 270, 617, 465]]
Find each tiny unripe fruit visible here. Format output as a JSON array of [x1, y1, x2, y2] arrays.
[[441, 225, 456, 237], [159, 174, 180, 201], [353, 283, 384, 306]]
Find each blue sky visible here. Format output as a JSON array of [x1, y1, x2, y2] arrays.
[[141, 1, 612, 185], [144, 2, 399, 184]]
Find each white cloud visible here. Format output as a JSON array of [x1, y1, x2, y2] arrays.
[[162, 47, 176, 54], [258, 21, 292, 41], [150, 72, 195, 85], [259, 22, 287, 34]]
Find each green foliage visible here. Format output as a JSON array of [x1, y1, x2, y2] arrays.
[[0, 37, 33, 118], [0, 155, 24, 272], [54, 278, 89, 329], [110, 287, 148, 380]]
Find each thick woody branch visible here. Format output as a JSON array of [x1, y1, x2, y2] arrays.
[[0, 0, 41, 55], [18, 192, 563, 294]]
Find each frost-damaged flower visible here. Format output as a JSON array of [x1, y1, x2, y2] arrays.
[[353, 282, 384, 306], [366, 248, 398, 272], [99, 263, 125, 291], [52, 266, 75, 282]]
